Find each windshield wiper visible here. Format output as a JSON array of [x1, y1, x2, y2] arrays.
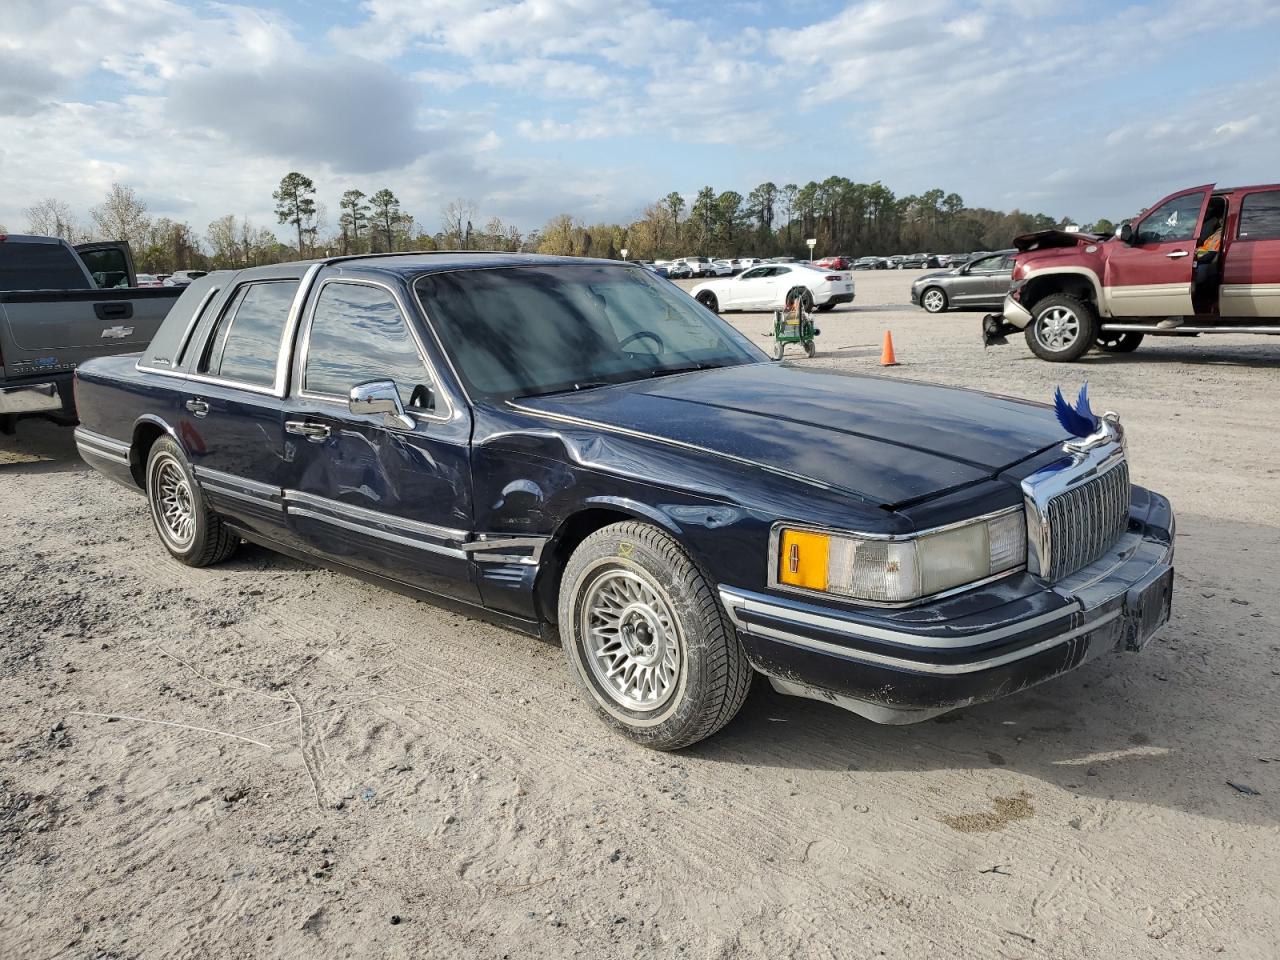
[[645, 361, 725, 379], [515, 380, 614, 400]]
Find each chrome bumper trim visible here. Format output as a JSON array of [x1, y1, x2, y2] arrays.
[[74, 427, 130, 464], [1, 383, 62, 415]]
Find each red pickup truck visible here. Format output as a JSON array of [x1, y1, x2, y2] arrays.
[[983, 183, 1280, 360]]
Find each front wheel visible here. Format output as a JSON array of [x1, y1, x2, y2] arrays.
[[1024, 294, 1098, 362], [557, 521, 752, 750], [920, 287, 948, 314], [695, 290, 719, 313], [145, 437, 239, 566], [1095, 331, 1144, 353]]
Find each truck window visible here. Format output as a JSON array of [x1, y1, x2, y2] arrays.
[[302, 281, 435, 411], [0, 241, 91, 291], [78, 247, 131, 288], [200, 280, 299, 387], [1238, 191, 1280, 241], [1135, 192, 1205, 244]]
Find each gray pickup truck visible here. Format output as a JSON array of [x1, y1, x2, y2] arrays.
[[0, 234, 181, 431]]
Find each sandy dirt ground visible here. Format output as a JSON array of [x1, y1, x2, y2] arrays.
[[2, 269, 1278, 959]]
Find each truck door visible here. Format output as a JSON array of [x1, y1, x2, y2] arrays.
[[75, 242, 136, 289], [1104, 185, 1211, 316], [280, 278, 478, 602], [1220, 188, 1280, 317]]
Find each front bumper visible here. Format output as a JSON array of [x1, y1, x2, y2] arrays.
[[1002, 293, 1033, 329], [720, 487, 1175, 724]]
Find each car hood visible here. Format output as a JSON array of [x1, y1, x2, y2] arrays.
[[913, 269, 954, 283], [1012, 229, 1104, 252], [515, 363, 1069, 508]]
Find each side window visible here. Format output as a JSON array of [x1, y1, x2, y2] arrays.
[[77, 247, 131, 288], [740, 267, 768, 280], [303, 282, 435, 412], [970, 255, 1001, 272], [0, 242, 91, 291], [1239, 191, 1280, 241], [200, 280, 299, 387], [1135, 192, 1205, 244]]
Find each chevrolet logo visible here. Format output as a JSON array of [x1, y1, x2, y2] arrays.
[[101, 325, 134, 339]]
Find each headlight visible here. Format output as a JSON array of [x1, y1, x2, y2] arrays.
[[773, 509, 1026, 604]]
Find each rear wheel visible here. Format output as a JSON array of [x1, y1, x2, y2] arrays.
[[1095, 331, 1144, 353], [145, 437, 239, 566], [1025, 294, 1097, 362], [785, 287, 814, 313], [921, 287, 948, 314], [695, 290, 719, 313], [558, 521, 751, 750]]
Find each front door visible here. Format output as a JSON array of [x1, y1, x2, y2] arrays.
[[1105, 185, 1211, 317], [730, 266, 778, 309], [280, 278, 478, 602]]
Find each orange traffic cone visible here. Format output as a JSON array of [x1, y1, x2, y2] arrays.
[[880, 330, 899, 366]]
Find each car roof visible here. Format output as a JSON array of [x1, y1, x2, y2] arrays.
[[229, 251, 623, 283]]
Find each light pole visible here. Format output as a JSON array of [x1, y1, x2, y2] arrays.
[[620, 247, 629, 261]]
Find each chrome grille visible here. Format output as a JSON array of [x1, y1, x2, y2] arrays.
[[1044, 461, 1130, 580]]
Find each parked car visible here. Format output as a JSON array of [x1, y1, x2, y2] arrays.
[[911, 249, 1017, 314], [852, 257, 886, 270], [675, 256, 715, 277], [0, 234, 181, 430], [72, 252, 1174, 748], [665, 261, 692, 280], [885, 256, 905, 269], [710, 259, 735, 277], [813, 255, 853, 271], [984, 182, 1280, 361], [691, 262, 855, 313], [732, 257, 762, 273], [135, 273, 164, 287], [898, 253, 941, 269], [166, 270, 209, 287]]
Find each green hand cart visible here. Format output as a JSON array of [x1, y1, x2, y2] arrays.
[[771, 295, 819, 359]]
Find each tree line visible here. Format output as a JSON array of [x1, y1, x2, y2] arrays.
[[16, 171, 1109, 276]]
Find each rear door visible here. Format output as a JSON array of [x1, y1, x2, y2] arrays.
[[1105, 185, 1211, 316], [280, 277, 477, 601], [1220, 188, 1280, 317], [178, 274, 303, 538]]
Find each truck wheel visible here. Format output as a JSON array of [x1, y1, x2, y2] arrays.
[[145, 437, 239, 566], [1095, 332, 1144, 353], [921, 287, 948, 313], [1025, 294, 1097, 362], [695, 291, 719, 313], [557, 521, 752, 750]]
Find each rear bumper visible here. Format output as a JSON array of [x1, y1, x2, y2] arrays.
[[0, 381, 65, 415], [721, 488, 1175, 723], [819, 292, 855, 306]]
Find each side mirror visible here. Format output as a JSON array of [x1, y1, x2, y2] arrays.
[[349, 380, 414, 429], [1117, 222, 1133, 243]]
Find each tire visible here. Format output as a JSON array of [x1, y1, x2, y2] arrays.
[[1024, 293, 1098, 362], [785, 287, 814, 313], [804, 340, 817, 358], [920, 287, 948, 314], [695, 291, 719, 313], [145, 437, 239, 566], [772, 341, 785, 360], [1095, 331, 1144, 353], [816, 302, 837, 312], [557, 521, 752, 750]]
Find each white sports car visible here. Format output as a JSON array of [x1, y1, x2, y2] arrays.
[[690, 263, 855, 313]]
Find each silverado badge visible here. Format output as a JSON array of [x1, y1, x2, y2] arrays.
[[101, 325, 134, 339]]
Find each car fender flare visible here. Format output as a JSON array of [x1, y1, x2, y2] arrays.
[[1020, 266, 1105, 311], [129, 414, 182, 485]]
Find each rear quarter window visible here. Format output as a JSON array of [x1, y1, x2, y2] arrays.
[[0, 241, 90, 292], [1238, 191, 1280, 241]]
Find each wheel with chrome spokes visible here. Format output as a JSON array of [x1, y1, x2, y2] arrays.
[[558, 521, 751, 750], [145, 437, 239, 566], [1024, 293, 1097, 362]]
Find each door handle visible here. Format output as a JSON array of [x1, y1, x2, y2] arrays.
[[1166, 250, 1190, 259], [285, 420, 331, 441], [185, 399, 209, 417]]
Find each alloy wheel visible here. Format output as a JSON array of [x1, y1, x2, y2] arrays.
[[580, 567, 681, 713], [150, 456, 195, 550], [1034, 305, 1080, 352]]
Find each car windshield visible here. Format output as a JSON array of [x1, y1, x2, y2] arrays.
[[415, 263, 767, 402]]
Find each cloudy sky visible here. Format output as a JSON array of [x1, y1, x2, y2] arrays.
[[1, 0, 1278, 240]]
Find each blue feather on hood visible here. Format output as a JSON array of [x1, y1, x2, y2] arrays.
[[1054, 383, 1101, 438]]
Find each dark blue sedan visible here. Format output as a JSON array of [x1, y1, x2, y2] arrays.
[[73, 253, 1175, 749]]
